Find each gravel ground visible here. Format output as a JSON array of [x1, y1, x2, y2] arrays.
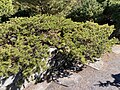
[[23, 46, 120, 90]]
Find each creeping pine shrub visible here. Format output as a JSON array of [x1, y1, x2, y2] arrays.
[[0, 0, 13, 16], [63, 22, 117, 63], [0, 0, 13, 22], [0, 14, 117, 82]]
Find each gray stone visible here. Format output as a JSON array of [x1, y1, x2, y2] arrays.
[[46, 73, 82, 90], [22, 81, 50, 90], [0, 76, 14, 90], [86, 58, 104, 70], [112, 45, 120, 54], [23, 52, 120, 90]]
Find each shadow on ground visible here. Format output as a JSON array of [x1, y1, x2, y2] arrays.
[[35, 51, 84, 84], [95, 73, 120, 89]]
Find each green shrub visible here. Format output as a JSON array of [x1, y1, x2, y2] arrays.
[[66, 0, 104, 22], [109, 0, 120, 4], [0, 14, 117, 81], [14, 0, 77, 16], [0, 0, 13, 16], [0, 0, 14, 23], [63, 22, 117, 63], [100, 0, 120, 40]]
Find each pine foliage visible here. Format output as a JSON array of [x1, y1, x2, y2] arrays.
[[0, 0, 13, 16], [0, 14, 117, 79]]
